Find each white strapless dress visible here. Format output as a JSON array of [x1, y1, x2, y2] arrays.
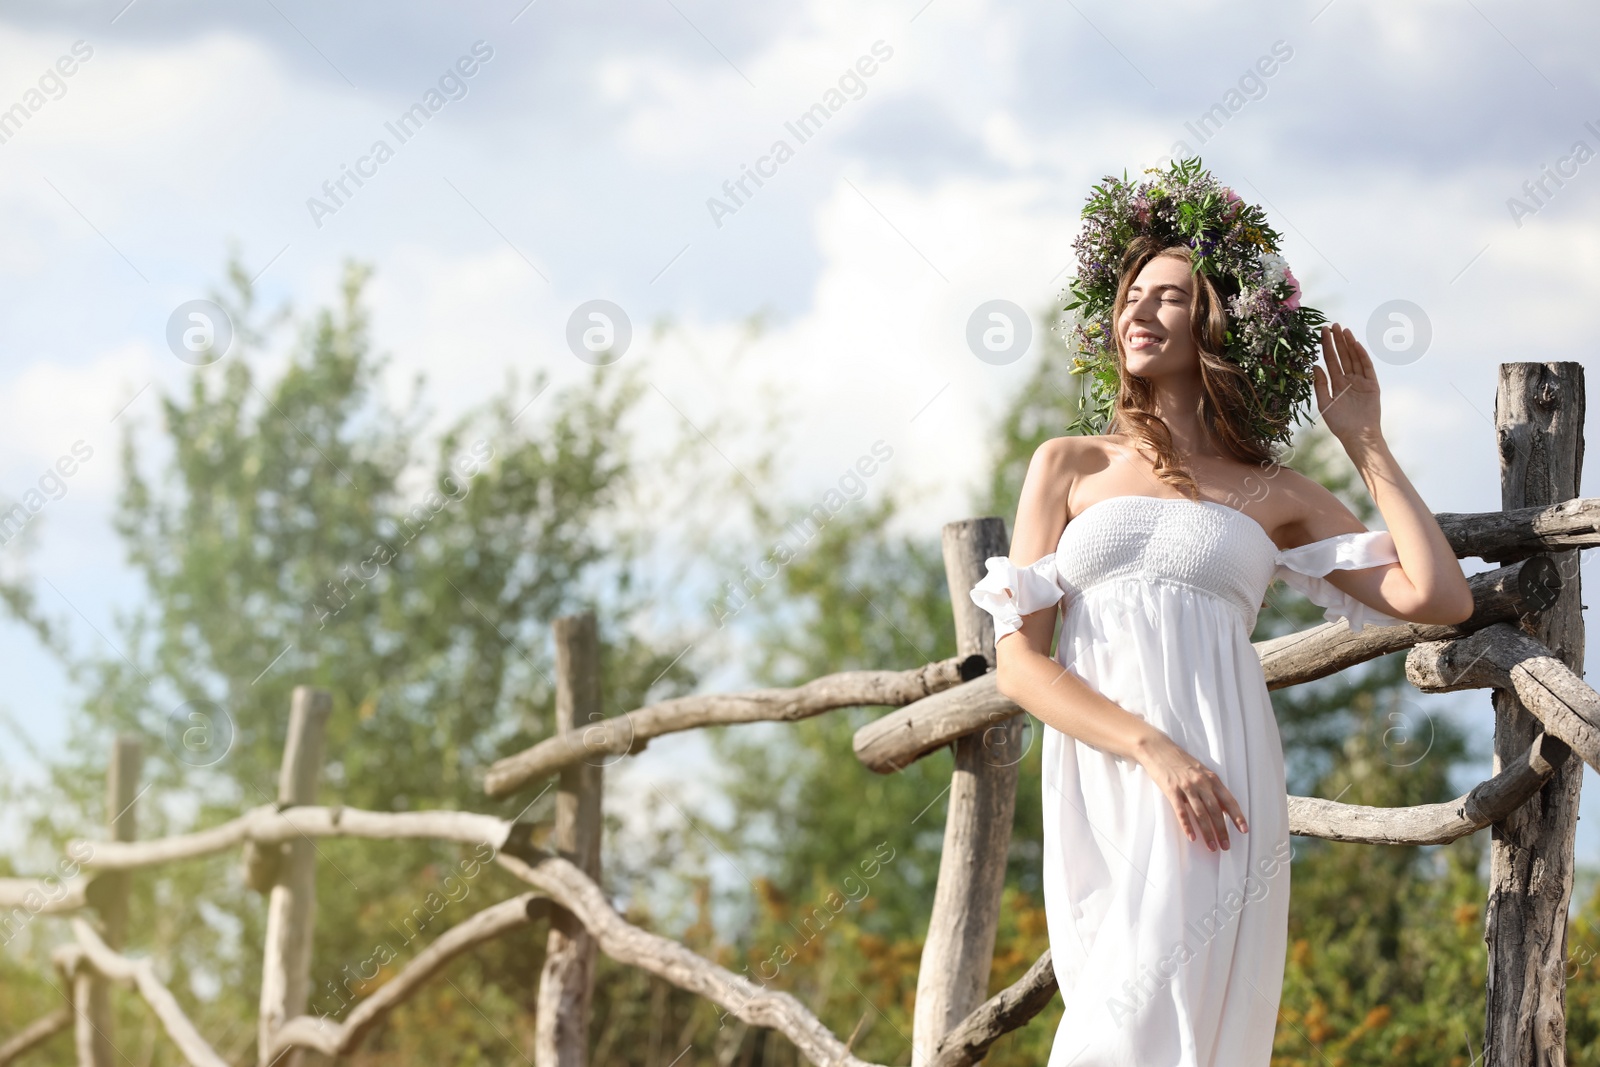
[[969, 494, 1402, 1067]]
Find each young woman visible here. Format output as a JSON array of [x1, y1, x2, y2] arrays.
[[969, 172, 1474, 1065]]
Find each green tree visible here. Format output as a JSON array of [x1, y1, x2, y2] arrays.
[[0, 258, 702, 1064], [1562, 880, 1600, 1062]]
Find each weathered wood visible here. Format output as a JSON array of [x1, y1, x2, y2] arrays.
[[495, 849, 886, 1067], [1288, 733, 1557, 845], [259, 687, 332, 1067], [71, 971, 95, 1067], [1437, 497, 1600, 562], [536, 612, 604, 1067], [265, 894, 553, 1060], [854, 674, 1017, 775], [1485, 361, 1586, 1066], [73, 806, 511, 873], [855, 557, 1553, 776], [56, 920, 229, 1067], [0, 877, 86, 914], [1406, 625, 1600, 773], [502, 840, 1061, 1067], [912, 518, 1020, 1066], [99, 736, 141, 943], [1257, 555, 1560, 689], [113, 806, 504, 865], [928, 948, 1059, 1067], [0, 1007, 71, 1065], [81, 735, 140, 1067], [483, 657, 967, 796]]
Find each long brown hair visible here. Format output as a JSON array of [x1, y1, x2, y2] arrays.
[[1105, 235, 1279, 499]]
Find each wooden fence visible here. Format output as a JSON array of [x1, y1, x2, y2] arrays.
[[0, 361, 1593, 1066]]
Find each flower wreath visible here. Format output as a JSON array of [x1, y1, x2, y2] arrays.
[[1058, 157, 1328, 450]]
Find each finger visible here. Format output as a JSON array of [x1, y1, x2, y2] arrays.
[[1181, 786, 1220, 850], [1182, 793, 1213, 849], [1218, 786, 1249, 833], [1169, 794, 1196, 842], [1337, 326, 1363, 379], [1344, 324, 1375, 381], [1330, 323, 1354, 379], [1312, 364, 1330, 410], [1195, 787, 1230, 851], [1319, 326, 1344, 388]]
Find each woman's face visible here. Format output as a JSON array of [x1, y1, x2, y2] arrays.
[[1117, 254, 1198, 376]]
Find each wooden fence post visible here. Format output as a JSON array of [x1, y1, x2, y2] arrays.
[[77, 735, 140, 1067], [259, 687, 332, 1067], [534, 612, 604, 1067], [1485, 362, 1586, 1064], [912, 518, 1022, 1066]]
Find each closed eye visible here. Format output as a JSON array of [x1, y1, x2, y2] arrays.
[[1128, 285, 1191, 300]]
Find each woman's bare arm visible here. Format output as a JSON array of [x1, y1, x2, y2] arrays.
[[1302, 325, 1476, 625], [994, 437, 1247, 851]]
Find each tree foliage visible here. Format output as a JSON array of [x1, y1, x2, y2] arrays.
[[0, 258, 698, 1064]]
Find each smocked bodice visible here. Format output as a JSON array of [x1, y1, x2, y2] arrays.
[[970, 493, 1407, 640], [1055, 496, 1279, 631]]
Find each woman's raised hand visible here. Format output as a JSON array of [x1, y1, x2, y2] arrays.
[[1134, 731, 1248, 852], [1313, 323, 1384, 448]]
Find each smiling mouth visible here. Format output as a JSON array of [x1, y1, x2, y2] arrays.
[[1126, 331, 1163, 348]]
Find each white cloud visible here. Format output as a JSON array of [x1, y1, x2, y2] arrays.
[[0, 344, 155, 490], [600, 12, 911, 170]]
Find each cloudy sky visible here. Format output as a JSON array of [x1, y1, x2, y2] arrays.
[[1, 0, 1598, 861]]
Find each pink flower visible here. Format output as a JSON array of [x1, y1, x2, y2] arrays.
[[1219, 187, 1245, 221], [1283, 267, 1301, 310]]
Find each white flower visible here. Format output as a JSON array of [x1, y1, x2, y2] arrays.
[[1259, 252, 1289, 287]]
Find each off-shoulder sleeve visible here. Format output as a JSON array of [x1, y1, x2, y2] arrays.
[[1272, 529, 1403, 633], [969, 554, 1065, 640]]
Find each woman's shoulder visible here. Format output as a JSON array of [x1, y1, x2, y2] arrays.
[[1025, 434, 1138, 494], [1260, 463, 1325, 498], [1031, 432, 1123, 466], [1017, 436, 1109, 533]]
